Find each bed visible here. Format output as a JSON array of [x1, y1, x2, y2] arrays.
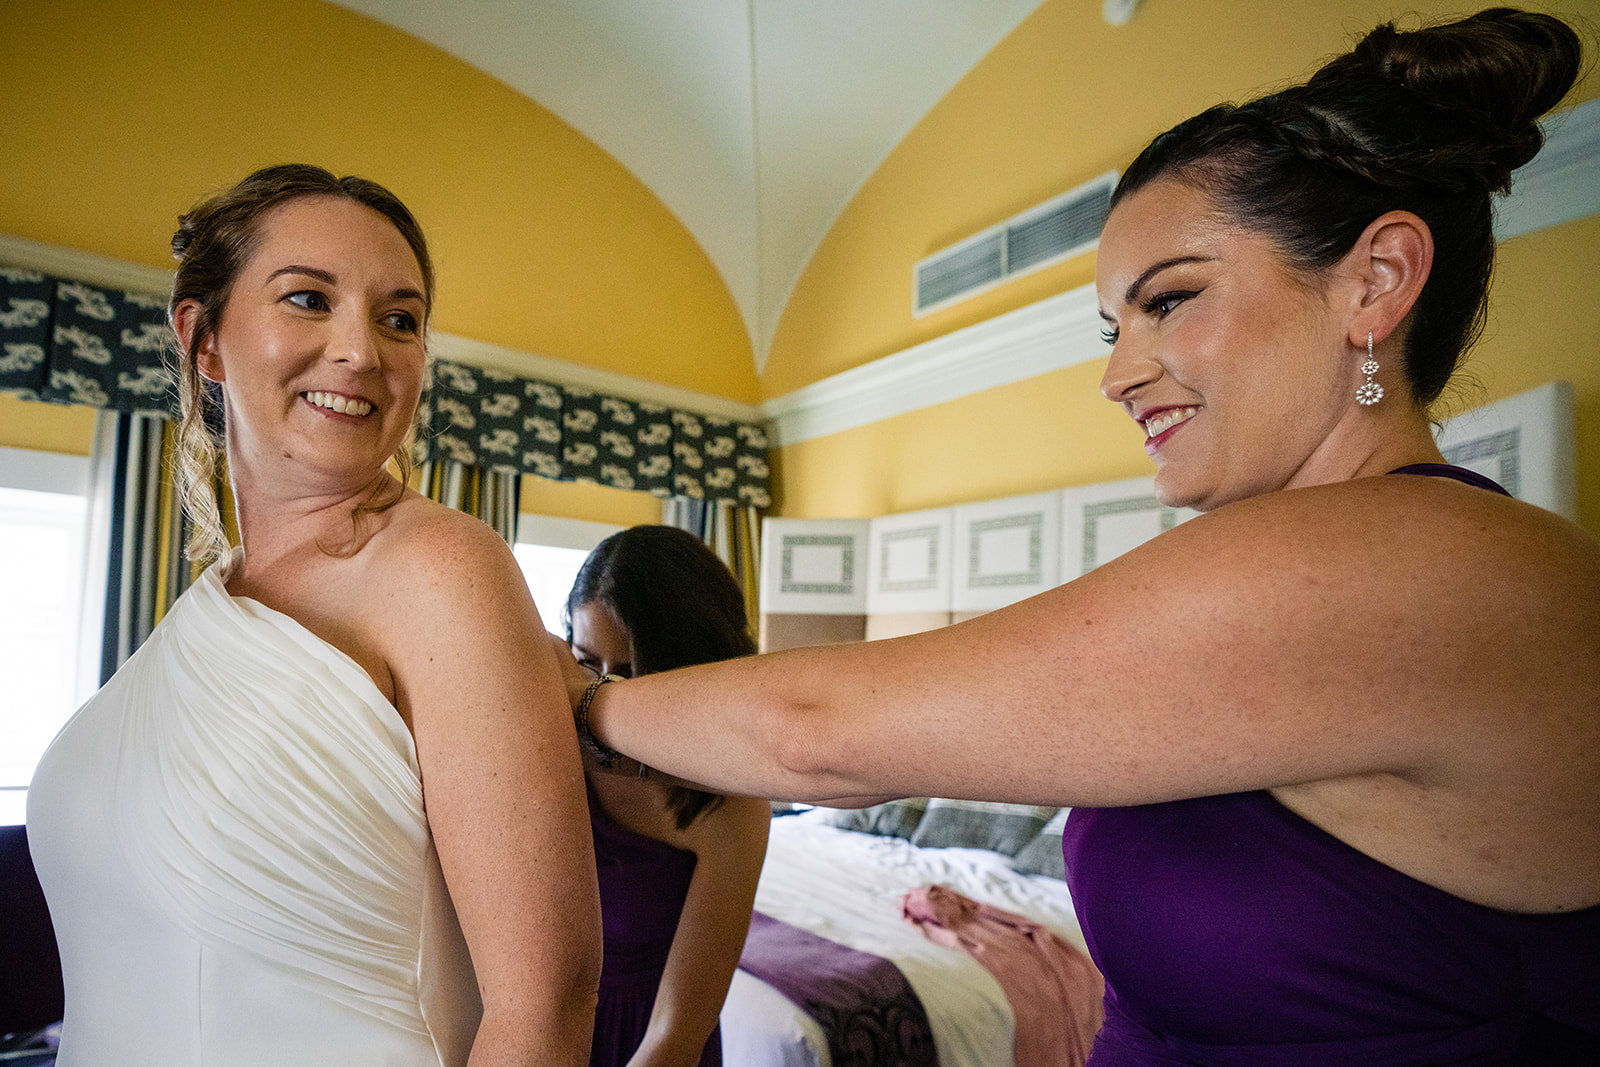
[[731, 381, 1581, 1067], [719, 800, 1096, 1067]]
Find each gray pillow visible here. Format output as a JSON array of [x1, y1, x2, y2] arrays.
[[909, 798, 1058, 855], [809, 797, 929, 838], [1010, 808, 1070, 879]]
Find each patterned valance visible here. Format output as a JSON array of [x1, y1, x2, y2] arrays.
[[0, 267, 175, 416], [422, 360, 771, 507], [2, 267, 772, 508]]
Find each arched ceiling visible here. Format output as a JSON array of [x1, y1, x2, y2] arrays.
[[326, 0, 1052, 369]]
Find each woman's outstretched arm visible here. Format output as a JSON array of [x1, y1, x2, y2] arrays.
[[581, 477, 1600, 813]]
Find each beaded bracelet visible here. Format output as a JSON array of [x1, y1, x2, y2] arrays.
[[575, 673, 624, 768]]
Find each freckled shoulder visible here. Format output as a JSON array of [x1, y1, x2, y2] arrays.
[[359, 495, 530, 625], [1174, 474, 1600, 660], [1206, 473, 1594, 565]]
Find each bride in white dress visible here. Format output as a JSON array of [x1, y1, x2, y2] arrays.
[[27, 164, 602, 1066]]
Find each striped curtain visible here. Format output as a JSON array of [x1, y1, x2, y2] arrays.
[[662, 496, 763, 627], [91, 411, 194, 683], [418, 460, 521, 544]]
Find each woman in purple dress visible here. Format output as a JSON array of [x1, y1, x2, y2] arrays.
[[558, 8, 1600, 1064], [566, 526, 770, 1067]]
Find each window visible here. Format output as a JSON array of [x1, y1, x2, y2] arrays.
[[0, 448, 95, 825], [513, 542, 592, 636], [511, 515, 623, 637]]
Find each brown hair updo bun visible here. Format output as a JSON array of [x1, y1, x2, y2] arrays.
[[1112, 8, 1583, 409]]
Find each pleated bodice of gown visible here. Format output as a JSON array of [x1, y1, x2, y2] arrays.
[[26, 556, 481, 1066]]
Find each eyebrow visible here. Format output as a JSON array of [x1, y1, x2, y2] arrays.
[[267, 264, 335, 286], [1120, 255, 1215, 307], [570, 641, 628, 666], [266, 265, 426, 305]]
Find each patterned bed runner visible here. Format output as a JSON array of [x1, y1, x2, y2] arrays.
[[738, 910, 939, 1066]]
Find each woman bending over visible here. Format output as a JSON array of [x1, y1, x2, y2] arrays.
[[567, 526, 769, 1067]]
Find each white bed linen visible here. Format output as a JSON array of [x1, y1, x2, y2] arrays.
[[719, 811, 1087, 1067]]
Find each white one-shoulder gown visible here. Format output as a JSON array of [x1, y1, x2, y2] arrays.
[[26, 556, 481, 1066]]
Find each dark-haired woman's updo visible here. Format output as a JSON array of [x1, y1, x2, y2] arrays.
[[166, 164, 434, 563], [1112, 7, 1583, 409]]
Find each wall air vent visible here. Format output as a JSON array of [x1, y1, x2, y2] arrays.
[[914, 170, 1117, 317]]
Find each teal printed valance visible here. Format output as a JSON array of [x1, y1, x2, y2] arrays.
[[0, 267, 175, 416], [1, 267, 772, 508], [422, 360, 771, 507]]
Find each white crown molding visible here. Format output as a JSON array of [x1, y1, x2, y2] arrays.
[[761, 283, 1109, 447], [7, 96, 1594, 448], [763, 98, 1600, 447], [0, 232, 175, 295], [1495, 97, 1600, 240]]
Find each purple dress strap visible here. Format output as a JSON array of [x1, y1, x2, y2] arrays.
[[1388, 462, 1511, 495]]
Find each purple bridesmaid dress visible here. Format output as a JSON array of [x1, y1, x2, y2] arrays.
[[588, 783, 721, 1067], [1058, 467, 1600, 1065]]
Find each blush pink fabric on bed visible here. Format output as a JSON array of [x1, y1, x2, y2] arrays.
[[902, 884, 1104, 1067]]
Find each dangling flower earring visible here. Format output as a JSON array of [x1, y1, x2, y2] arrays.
[[1356, 332, 1383, 406]]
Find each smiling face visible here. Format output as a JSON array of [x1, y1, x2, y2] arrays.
[[181, 195, 429, 498], [1095, 179, 1374, 512]]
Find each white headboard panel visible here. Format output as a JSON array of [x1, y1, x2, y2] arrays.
[[952, 490, 1063, 612], [759, 517, 871, 615], [767, 382, 1576, 640], [865, 506, 955, 615], [1060, 475, 1200, 581], [1434, 381, 1576, 522]]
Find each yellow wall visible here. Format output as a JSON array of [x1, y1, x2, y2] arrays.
[[0, 396, 99, 457], [765, 0, 1600, 537], [775, 360, 1138, 518], [1472, 214, 1600, 535], [0, 0, 755, 406], [4, 0, 1598, 535], [517, 475, 662, 531]]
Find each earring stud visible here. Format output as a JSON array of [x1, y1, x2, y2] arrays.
[[1356, 332, 1383, 406]]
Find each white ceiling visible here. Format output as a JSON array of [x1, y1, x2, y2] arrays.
[[326, 0, 1053, 369]]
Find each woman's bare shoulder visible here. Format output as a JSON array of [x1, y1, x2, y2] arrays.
[[357, 494, 521, 594], [1157, 474, 1599, 592], [353, 494, 542, 650]]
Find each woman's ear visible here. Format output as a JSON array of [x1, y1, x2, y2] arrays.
[[172, 300, 224, 383], [1346, 210, 1433, 350]]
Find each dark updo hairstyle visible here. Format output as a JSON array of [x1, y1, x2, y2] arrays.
[[1112, 7, 1583, 410], [566, 525, 757, 829], [167, 163, 435, 564]]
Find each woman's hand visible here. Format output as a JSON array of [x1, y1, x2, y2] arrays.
[[548, 631, 597, 709], [555, 634, 652, 780]]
